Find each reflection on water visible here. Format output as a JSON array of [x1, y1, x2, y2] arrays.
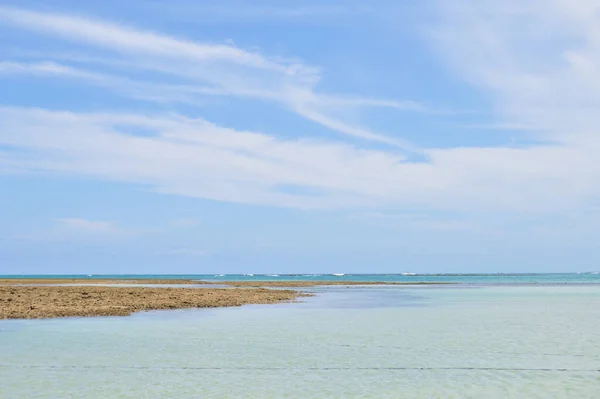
[[1, 286, 600, 398]]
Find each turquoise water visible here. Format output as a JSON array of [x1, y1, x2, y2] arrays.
[[1, 284, 599, 398], [4, 272, 600, 284]]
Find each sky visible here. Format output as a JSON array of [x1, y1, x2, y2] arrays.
[[1, 0, 600, 274]]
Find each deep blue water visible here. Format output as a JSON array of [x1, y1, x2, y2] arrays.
[[2, 273, 600, 284]]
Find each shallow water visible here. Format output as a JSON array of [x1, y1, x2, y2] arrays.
[[1, 285, 599, 398]]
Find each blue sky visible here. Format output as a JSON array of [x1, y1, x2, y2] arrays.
[[1, 0, 600, 274]]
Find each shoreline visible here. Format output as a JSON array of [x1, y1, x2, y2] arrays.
[[0, 279, 451, 320], [0, 285, 305, 320]]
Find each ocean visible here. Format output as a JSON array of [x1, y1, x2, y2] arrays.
[[1, 274, 599, 398], [3, 272, 600, 284]]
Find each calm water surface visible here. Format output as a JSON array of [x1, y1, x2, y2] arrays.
[[1, 284, 599, 398]]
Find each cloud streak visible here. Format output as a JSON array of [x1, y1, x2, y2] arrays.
[[1, 106, 598, 214], [0, 6, 287, 72], [2, 3, 600, 225], [0, 5, 428, 149]]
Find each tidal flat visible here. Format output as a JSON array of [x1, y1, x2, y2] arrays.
[[0, 285, 303, 319], [0, 279, 448, 319]]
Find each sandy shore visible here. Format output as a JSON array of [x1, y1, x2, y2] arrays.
[[0, 285, 303, 319]]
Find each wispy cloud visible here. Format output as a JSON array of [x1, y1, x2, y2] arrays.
[[430, 0, 600, 139], [0, 60, 227, 106], [2, 3, 600, 222], [1, 106, 598, 214], [0, 6, 287, 71], [0, 60, 80, 76], [0, 5, 434, 149]]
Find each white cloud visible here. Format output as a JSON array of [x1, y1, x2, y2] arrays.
[[1, 106, 599, 215], [2, 3, 600, 227], [0, 6, 287, 72], [0, 60, 229, 106], [430, 0, 600, 138], [0, 61, 79, 76], [0, 5, 433, 149]]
